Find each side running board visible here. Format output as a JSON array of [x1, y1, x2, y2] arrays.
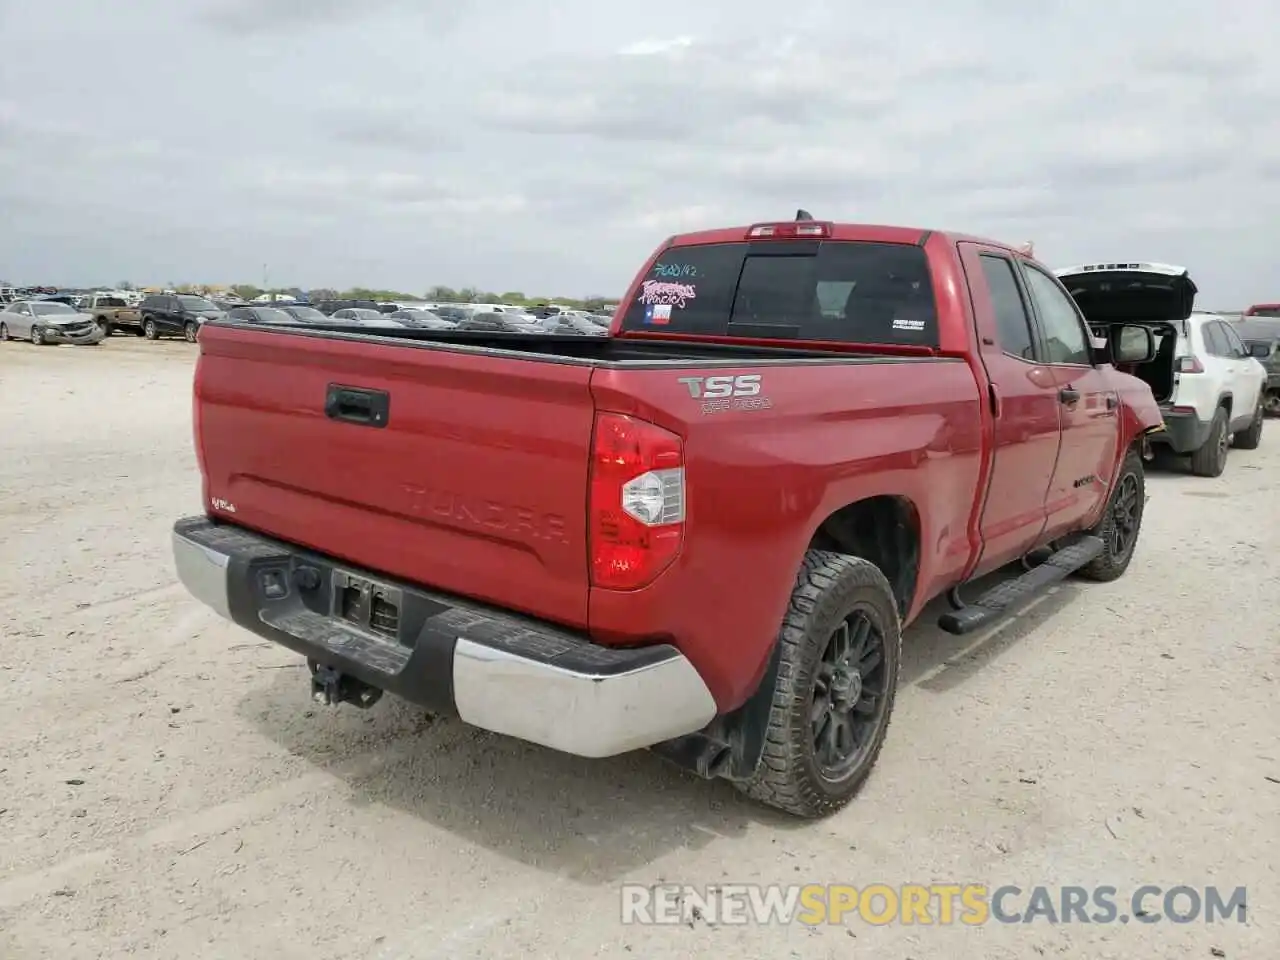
[[937, 536, 1105, 636]]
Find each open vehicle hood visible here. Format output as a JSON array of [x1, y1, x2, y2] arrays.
[[1055, 262, 1197, 324]]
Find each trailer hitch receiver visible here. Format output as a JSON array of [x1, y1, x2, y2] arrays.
[[309, 662, 384, 709]]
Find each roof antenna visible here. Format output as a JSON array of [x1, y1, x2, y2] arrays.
[[795, 208, 813, 221]]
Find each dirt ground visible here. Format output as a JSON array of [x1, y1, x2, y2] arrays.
[[1, 336, 1276, 960]]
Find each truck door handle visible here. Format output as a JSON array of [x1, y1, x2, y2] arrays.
[[1058, 386, 1081, 405], [1105, 394, 1118, 410], [325, 384, 390, 427]]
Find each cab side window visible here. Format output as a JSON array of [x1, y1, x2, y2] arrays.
[[979, 255, 1036, 360], [1020, 264, 1092, 365]]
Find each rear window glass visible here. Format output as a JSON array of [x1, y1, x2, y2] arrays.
[[618, 240, 938, 346]]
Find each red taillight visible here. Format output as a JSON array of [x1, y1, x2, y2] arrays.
[[1177, 356, 1204, 373], [589, 412, 685, 590], [746, 221, 831, 239]]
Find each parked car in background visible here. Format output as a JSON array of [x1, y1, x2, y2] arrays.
[[276, 305, 331, 324], [527, 303, 570, 319], [314, 299, 380, 316], [81, 293, 142, 336], [0, 299, 105, 345], [429, 305, 473, 323], [37, 293, 83, 308], [1057, 263, 1266, 476], [456, 310, 547, 333], [1231, 316, 1280, 416], [139, 293, 228, 342], [331, 308, 403, 328], [548, 314, 608, 335], [387, 309, 458, 330], [1243, 303, 1280, 319], [227, 306, 298, 325]]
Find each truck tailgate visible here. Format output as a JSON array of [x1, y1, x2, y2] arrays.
[[194, 326, 595, 627]]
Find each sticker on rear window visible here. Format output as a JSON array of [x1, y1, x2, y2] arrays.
[[653, 263, 700, 279], [639, 280, 697, 308], [644, 304, 672, 324]]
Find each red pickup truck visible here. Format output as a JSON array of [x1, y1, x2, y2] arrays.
[[173, 215, 1163, 818]]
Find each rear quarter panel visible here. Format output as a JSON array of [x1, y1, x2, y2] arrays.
[[588, 358, 984, 711]]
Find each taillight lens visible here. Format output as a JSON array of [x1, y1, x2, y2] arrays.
[[589, 412, 685, 590], [1177, 356, 1204, 373]]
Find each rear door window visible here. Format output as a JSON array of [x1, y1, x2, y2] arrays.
[[1201, 322, 1227, 356], [618, 240, 938, 346], [1220, 323, 1246, 357], [978, 255, 1036, 360]]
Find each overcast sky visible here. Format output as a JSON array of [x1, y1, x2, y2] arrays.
[[1, 1, 1277, 304]]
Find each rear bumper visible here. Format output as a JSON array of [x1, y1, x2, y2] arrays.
[[172, 516, 716, 757], [1151, 407, 1211, 453]]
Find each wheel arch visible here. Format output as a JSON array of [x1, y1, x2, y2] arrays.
[[652, 495, 920, 786], [804, 494, 921, 620]]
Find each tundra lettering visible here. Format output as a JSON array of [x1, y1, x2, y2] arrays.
[[679, 374, 762, 399], [401, 483, 570, 544]]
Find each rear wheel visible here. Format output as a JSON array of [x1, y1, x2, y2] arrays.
[[1233, 398, 1264, 450], [184, 321, 198, 342], [143, 318, 159, 340], [1189, 407, 1229, 477], [1265, 390, 1280, 417], [1078, 447, 1145, 582], [0, 322, 8, 340], [734, 551, 901, 819], [97, 317, 115, 337]]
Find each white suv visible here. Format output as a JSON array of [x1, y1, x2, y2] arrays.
[[1056, 263, 1266, 477]]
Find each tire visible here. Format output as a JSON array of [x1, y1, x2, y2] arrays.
[[0, 322, 8, 340], [97, 317, 115, 337], [734, 551, 901, 819], [1233, 398, 1263, 450], [31, 325, 45, 345], [1078, 446, 1145, 582], [143, 318, 159, 340], [183, 321, 198, 343], [1265, 390, 1280, 418], [1189, 406, 1229, 477]]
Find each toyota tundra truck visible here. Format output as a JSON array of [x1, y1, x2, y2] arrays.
[[172, 215, 1164, 818]]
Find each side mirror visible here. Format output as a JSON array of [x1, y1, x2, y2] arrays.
[[1249, 342, 1270, 359], [1113, 323, 1156, 364]]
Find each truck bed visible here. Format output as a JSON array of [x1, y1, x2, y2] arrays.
[[193, 320, 983, 708], [218, 319, 905, 366]]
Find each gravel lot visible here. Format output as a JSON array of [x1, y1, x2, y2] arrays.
[[1, 337, 1276, 960]]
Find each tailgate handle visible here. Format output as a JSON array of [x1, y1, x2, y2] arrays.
[[325, 384, 390, 428]]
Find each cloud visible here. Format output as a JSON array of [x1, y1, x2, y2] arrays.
[[198, 0, 420, 35], [0, 0, 1278, 304]]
